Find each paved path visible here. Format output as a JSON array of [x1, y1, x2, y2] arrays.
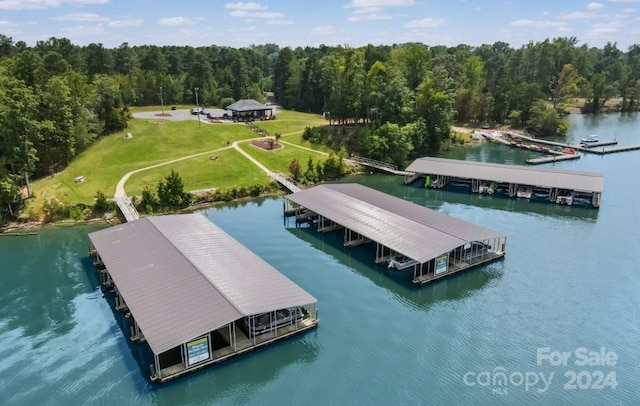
[[114, 127, 328, 215], [115, 146, 234, 199]]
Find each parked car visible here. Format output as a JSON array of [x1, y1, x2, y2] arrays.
[[190, 107, 203, 115], [453, 242, 491, 261]]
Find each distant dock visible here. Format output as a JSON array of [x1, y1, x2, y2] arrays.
[[526, 154, 581, 165], [507, 132, 640, 155]]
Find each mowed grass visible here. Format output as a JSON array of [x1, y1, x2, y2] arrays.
[[280, 133, 334, 154], [237, 140, 328, 173], [254, 111, 327, 136], [30, 119, 256, 207], [125, 148, 269, 196], [26, 108, 330, 216]]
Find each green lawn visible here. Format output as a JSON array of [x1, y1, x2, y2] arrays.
[[26, 108, 331, 217], [254, 111, 327, 135], [237, 140, 327, 174], [280, 133, 334, 154], [125, 148, 269, 196]]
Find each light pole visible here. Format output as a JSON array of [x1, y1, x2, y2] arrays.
[[194, 87, 200, 127], [159, 86, 164, 115]]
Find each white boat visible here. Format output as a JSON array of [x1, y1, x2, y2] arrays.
[[478, 181, 495, 195], [388, 255, 418, 270], [580, 135, 599, 144], [243, 308, 303, 336], [516, 187, 532, 199]]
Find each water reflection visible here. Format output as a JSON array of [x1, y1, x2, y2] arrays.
[[150, 338, 320, 406], [285, 225, 502, 312], [338, 173, 599, 221], [0, 227, 102, 339]]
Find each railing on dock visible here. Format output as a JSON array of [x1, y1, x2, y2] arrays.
[[349, 155, 415, 176], [115, 196, 140, 222], [269, 172, 303, 193]]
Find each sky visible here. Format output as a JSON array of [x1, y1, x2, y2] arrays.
[[0, 0, 639, 50]]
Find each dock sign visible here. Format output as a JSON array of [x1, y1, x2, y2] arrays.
[[187, 336, 210, 366], [435, 254, 449, 275]]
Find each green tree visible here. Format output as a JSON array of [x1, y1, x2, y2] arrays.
[[528, 100, 568, 136], [157, 170, 190, 209], [288, 158, 302, 180], [415, 69, 455, 150]]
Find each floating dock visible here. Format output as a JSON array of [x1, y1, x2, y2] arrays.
[[526, 154, 580, 165], [285, 183, 506, 285], [507, 132, 640, 155], [89, 214, 318, 383], [405, 157, 603, 208]]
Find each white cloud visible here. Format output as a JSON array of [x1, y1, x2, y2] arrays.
[[224, 2, 267, 10], [108, 19, 144, 28], [60, 24, 106, 37], [311, 25, 338, 35], [556, 11, 596, 19], [348, 13, 392, 21], [230, 10, 284, 18], [404, 17, 446, 28], [266, 19, 293, 25], [591, 20, 624, 32], [510, 19, 570, 29], [344, 0, 414, 7], [353, 6, 384, 14], [345, 0, 414, 22], [587, 2, 604, 10], [158, 17, 196, 26], [52, 13, 109, 22], [0, 0, 108, 10]]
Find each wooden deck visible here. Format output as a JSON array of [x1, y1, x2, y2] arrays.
[[412, 252, 505, 285], [157, 318, 317, 383], [526, 154, 580, 165]]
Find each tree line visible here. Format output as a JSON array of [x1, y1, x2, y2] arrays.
[[1, 34, 639, 223]]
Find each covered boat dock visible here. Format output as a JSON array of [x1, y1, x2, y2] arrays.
[[284, 184, 506, 285], [88, 214, 317, 383], [405, 157, 603, 207]]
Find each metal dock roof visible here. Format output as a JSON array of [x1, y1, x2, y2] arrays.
[[405, 157, 603, 193], [89, 214, 316, 355], [286, 184, 505, 264]]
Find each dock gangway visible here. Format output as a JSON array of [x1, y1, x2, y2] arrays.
[[349, 156, 415, 176]]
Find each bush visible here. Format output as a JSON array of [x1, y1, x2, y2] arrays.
[[94, 190, 110, 215], [42, 198, 71, 223]]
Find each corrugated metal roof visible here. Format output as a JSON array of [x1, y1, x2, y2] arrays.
[[286, 184, 505, 264], [225, 99, 271, 112], [89, 214, 316, 355], [405, 157, 603, 193]]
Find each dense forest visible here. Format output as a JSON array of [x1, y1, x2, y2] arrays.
[[1, 34, 639, 222]]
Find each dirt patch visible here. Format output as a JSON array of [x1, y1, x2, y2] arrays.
[[250, 139, 283, 151], [155, 113, 172, 117]]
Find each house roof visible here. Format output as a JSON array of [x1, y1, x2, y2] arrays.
[[225, 99, 271, 112], [89, 214, 316, 355], [285, 183, 505, 264], [405, 157, 603, 193]]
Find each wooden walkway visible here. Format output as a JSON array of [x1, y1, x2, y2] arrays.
[[349, 155, 415, 176], [269, 172, 302, 193], [508, 132, 640, 155], [526, 154, 580, 165], [115, 196, 140, 222]]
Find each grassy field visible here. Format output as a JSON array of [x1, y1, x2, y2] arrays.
[[26, 109, 328, 217], [124, 148, 270, 196], [237, 140, 328, 173], [253, 110, 327, 136]]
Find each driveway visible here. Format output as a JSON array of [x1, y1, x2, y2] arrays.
[[132, 109, 202, 121]]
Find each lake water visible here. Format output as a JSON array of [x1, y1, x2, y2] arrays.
[[1, 113, 639, 405]]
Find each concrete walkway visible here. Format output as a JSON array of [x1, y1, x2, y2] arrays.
[[114, 128, 325, 205]]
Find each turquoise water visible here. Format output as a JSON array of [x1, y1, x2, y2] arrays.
[[1, 113, 639, 405]]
